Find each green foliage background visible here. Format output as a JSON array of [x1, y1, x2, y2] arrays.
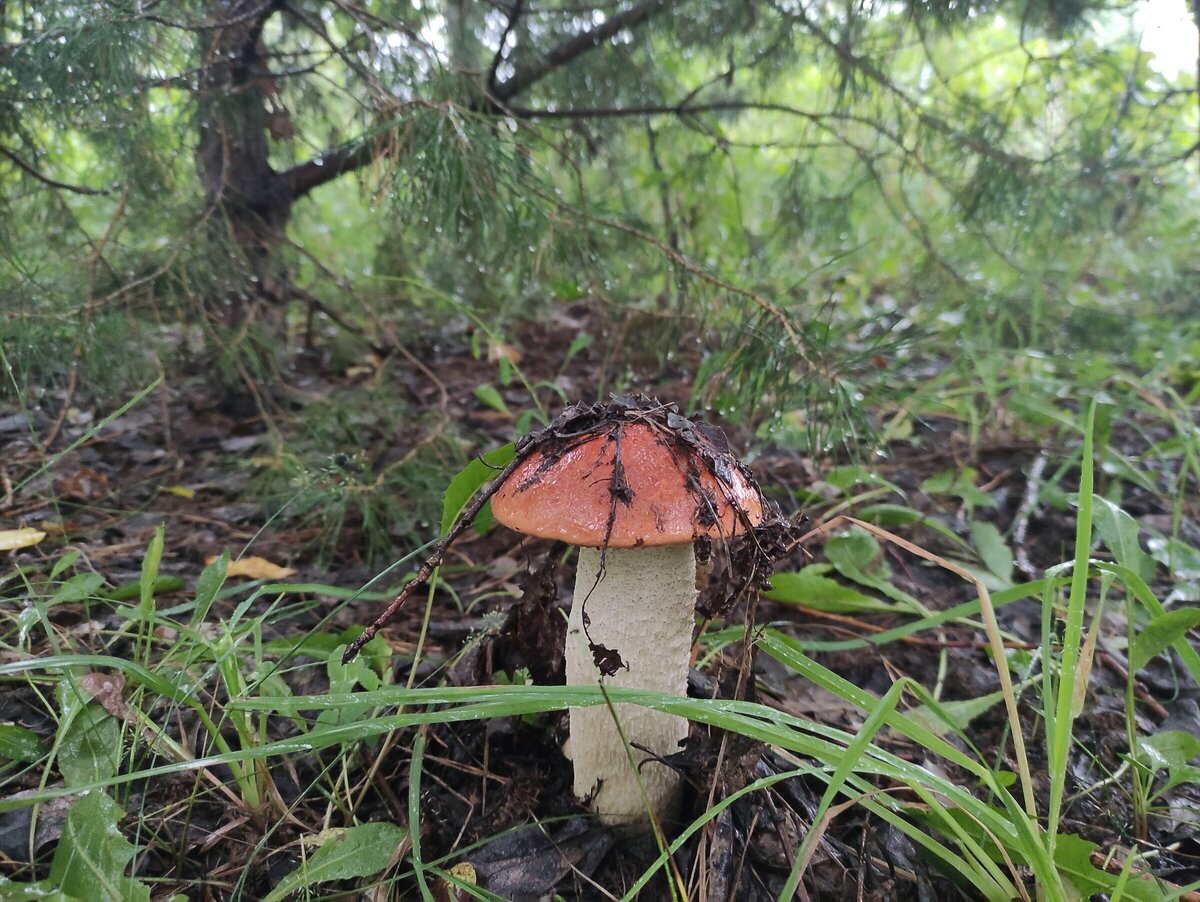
[[0, 0, 1197, 446]]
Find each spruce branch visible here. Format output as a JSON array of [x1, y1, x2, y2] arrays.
[[136, 1, 277, 32], [486, 0, 524, 95], [281, 136, 382, 201], [278, 1, 669, 201], [491, 0, 665, 103], [0, 145, 110, 196]]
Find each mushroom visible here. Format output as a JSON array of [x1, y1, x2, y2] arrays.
[[491, 406, 765, 826]]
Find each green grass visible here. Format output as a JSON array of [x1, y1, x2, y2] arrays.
[[4, 405, 1195, 897], [2, 347, 1200, 899]]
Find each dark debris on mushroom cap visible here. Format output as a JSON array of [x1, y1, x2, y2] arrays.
[[492, 395, 771, 549]]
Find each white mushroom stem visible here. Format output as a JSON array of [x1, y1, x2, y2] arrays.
[[565, 544, 695, 826]]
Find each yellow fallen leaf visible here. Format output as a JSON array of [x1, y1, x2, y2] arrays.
[[207, 555, 296, 580], [0, 528, 46, 551], [162, 485, 196, 499]]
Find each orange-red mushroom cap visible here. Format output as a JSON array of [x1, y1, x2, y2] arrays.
[[492, 422, 763, 548]]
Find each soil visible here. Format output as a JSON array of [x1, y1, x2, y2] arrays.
[[1, 310, 1197, 899]]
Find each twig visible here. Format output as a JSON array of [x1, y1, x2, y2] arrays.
[[0, 144, 110, 195], [486, 0, 523, 95], [1013, 452, 1047, 579], [341, 449, 532, 662]]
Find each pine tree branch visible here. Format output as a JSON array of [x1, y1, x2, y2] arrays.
[[486, 0, 524, 95], [0, 144, 110, 195], [283, 1, 668, 201], [280, 139, 374, 201], [491, 0, 664, 103], [136, 1, 276, 32]]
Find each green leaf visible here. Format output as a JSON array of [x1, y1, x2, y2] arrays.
[[1053, 832, 1167, 902], [58, 706, 120, 790], [765, 569, 892, 613], [0, 723, 43, 763], [56, 681, 120, 790], [48, 792, 150, 902], [824, 529, 929, 614], [1146, 535, 1200, 582], [138, 525, 164, 617], [1129, 608, 1200, 672], [262, 822, 407, 902], [822, 465, 899, 494], [908, 689, 1006, 737], [440, 443, 515, 535], [50, 550, 82, 580], [1136, 730, 1200, 772], [0, 875, 67, 898], [1091, 496, 1156, 583], [825, 529, 883, 572], [921, 469, 996, 509], [855, 504, 968, 547], [563, 333, 593, 365], [192, 551, 228, 626], [474, 383, 510, 415], [49, 573, 105, 607], [969, 521, 1012, 584]]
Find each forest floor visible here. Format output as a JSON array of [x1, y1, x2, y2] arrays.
[[1, 310, 1198, 900]]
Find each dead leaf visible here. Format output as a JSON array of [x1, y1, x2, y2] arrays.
[[487, 341, 523, 365], [55, 467, 108, 501], [80, 671, 128, 720], [0, 528, 46, 551], [209, 555, 296, 580], [468, 818, 611, 898]]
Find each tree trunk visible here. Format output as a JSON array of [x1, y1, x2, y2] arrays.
[[196, 0, 292, 326]]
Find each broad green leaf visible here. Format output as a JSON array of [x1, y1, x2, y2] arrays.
[[474, 383, 510, 415], [1099, 450, 1158, 494], [262, 822, 407, 902], [1053, 832, 1166, 902], [1091, 496, 1156, 583], [825, 529, 929, 614], [1137, 730, 1200, 772], [56, 681, 120, 790], [0, 723, 43, 762], [48, 792, 150, 902], [1146, 535, 1200, 582], [440, 443, 515, 535], [765, 569, 891, 613], [1129, 608, 1200, 672], [825, 529, 883, 572], [58, 706, 120, 789], [969, 521, 1013, 584], [0, 875, 68, 898]]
